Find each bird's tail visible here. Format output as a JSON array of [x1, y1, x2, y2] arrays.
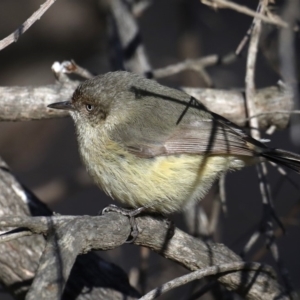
[[261, 148, 300, 173]]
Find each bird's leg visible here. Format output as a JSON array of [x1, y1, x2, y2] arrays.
[[102, 204, 146, 243]]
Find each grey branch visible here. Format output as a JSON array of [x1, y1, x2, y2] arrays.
[[245, 1, 295, 297], [0, 80, 294, 131], [140, 262, 276, 300], [0, 0, 58, 51], [0, 81, 78, 121], [0, 212, 287, 300], [153, 55, 232, 79], [59, 60, 94, 79], [0, 157, 139, 300], [201, 0, 288, 28], [108, 0, 152, 76], [25, 214, 129, 299], [183, 83, 293, 130]]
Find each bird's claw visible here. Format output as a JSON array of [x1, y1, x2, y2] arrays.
[[102, 204, 146, 243]]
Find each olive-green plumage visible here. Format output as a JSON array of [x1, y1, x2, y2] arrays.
[[48, 71, 300, 214]]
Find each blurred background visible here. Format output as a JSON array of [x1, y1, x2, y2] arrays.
[[0, 0, 299, 299]]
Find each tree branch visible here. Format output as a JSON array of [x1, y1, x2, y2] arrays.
[[0, 81, 78, 121], [140, 262, 276, 300], [0, 79, 293, 131], [0, 0, 58, 51], [108, 0, 152, 76], [245, 1, 295, 297], [0, 158, 139, 300], [0, 211, 288, 299], [201, 0, 288, 28]]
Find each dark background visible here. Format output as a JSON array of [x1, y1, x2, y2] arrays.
[[0, 0, 299, 299]]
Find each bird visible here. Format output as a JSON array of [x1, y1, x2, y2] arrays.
[[48, 71, 300, 215]]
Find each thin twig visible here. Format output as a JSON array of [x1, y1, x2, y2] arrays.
[[279, 0, 300, 147], [245, 0, 275, 251], [153, 54, 235, 79], [241, 231, 261, 258], [208, 198, 221, 236], [139, 262, 276, 300], [219, 174, 227, 214], [52, 61, 72, 83], [243, 0, 272, 252], [245, 0, 279, 250], [0, 0, 57, 51], [59, 60, 94, 79], [183, 204, 210, 238], [108, 0, 152, 76], [208, 181, 223, 236], [245, 0, 264, 137], [131, 0, 152, 17], [201, 0, 288, 28], [266, 125, 277, 135], [252, 200, 300, 261], [153, 56, 218, 77], [246, 110, 300, 121], [235, 16, 256, 56], [245, 1, 295, 297]]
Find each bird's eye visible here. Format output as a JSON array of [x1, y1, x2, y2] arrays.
[[86, 104, 94, 112]]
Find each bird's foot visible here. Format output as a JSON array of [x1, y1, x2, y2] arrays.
[[102, 204, 146, 243]]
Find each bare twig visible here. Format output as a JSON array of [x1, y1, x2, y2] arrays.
[[0, 156, 140, 300], [245, 0, 284, 248], [245, 1, 295, 297], [139, 262, 276, 300], [244, 0, 275, 253], [247, 110, 300, 120], [0, 83, 76, 121], [183, 204, 210, 238], [279, 0, 300, 146], [183, 84, 293, 130], [130, 0, 152, 17], [245, 0, 264, 136], [219, 174, 227, 215], [205, 177, 227, 239], [208, 199, 221, 236], [0, 80, 293, 125], [59, 60, 94, 79], [0, 0, 57, 51], [241, 231, 261, 258], [153, 56, 218, 78], [153, 54, 237, 81], [26, 214, 129, 299], [252, 200, 300, 261], [235, 16, 256, 56], [52, 61, 72, 83], [108, 0, 152, 76], [0, 213, 287, 300], [201, 0, 288, 28], [138, 247, 150, 294], [266, 125, 277, 135]]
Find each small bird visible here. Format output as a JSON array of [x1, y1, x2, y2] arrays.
[[48, 71, 300, 214]]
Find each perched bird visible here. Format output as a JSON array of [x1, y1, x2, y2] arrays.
[[48, 71, 300, 214]]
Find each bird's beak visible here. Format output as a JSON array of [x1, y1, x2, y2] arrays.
[[48, 100, 75, 111]]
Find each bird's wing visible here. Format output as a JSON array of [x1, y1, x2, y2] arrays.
[[113, 112, 266, 158]]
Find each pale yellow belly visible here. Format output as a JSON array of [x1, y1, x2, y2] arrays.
[[85, 148, 245, 214]]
